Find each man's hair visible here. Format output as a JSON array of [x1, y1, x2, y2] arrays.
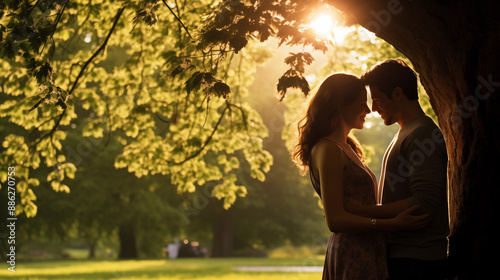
[[361, 59, 418, 100]]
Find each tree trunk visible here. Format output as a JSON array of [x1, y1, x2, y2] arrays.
[[329, 0, 500, 278], [118, 223, 138, 259], [88, 239, 97, 259], [211, 204, 234, 257]]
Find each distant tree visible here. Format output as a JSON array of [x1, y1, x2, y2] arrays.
[[7, 126, 185, 259], [182, 152, 327, 257], [64, 134, 184, 259]]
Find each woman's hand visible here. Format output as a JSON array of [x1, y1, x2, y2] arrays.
[[392, 204, 431, 230]]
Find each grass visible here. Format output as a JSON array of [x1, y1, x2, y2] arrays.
[[0, 257, 324, 280]]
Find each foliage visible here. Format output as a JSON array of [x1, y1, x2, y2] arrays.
[[1, 123, 185, 259], [0, 0, 280, 216], [196, 0, 337, 98], [276, 52, 314, 101]]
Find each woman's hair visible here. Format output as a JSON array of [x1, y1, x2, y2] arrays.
[[291, 73, 366, 173]]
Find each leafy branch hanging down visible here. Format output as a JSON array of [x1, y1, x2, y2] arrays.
[[163, 49, 231, 106], [276, 52, 315, 101], [185, 71, 231, 100], [196, 0, 332, 100]]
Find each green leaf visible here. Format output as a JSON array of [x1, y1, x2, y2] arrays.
[[276, 75, 310, 101], [185, 71, 203, 94], [211, 82, 231, 98], [133, 8, 158, 26], [229, 36, 248, 53]]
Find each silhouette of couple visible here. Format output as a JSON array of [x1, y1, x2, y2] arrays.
[[292, 59, 449, 280]]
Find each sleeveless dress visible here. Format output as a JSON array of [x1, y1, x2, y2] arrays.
[[310, 140, 389, 280]]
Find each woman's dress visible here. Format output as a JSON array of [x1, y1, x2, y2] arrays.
[[310, 140, 389, 280]]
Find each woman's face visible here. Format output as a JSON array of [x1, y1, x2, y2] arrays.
[[342, 91, 371, 130]]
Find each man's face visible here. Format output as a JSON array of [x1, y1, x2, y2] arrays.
[[369, 86, 398, 126]]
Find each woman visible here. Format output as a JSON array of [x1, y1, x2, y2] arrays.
[[291, 73, 430, 280]]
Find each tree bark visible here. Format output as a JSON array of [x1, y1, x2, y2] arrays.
[[329, 0, 500, 278], [118, 223, 138, 259], [88, 239, 97, 259]]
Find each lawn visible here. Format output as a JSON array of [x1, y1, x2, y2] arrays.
[[0, 258, 324, 280]]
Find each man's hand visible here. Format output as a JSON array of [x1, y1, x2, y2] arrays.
[[392, 204, 431, 230]]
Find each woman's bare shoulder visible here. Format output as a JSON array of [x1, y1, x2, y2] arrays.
[[311, 139, 344, 161]]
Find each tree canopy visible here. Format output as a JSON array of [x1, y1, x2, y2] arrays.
[[0, 0, 288, 216]]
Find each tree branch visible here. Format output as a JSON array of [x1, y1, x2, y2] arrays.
[[67, 5, 126, 97], [161, 0, 192, 39], [29, 108, 66, 152], [29, 5, 126, 153], [39, 2, 67, 56], [167, 104, 229, 165]]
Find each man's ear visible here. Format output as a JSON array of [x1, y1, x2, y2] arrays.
[[392, 87, 404, 101]]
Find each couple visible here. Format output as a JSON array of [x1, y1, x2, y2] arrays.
[[292, 59, 449, 280]]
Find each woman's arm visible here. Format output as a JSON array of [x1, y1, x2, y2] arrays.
[[312, 141, 429, 233], [345, 198, 412, 218]]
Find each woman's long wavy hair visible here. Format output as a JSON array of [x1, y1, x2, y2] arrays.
[[292, 73, 366, 173]]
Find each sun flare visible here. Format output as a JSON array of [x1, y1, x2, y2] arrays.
[[310, 14, 335, 36], [310, 13, 354, 45]]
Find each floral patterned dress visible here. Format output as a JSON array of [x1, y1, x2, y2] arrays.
[[310, 140, 389, 280]]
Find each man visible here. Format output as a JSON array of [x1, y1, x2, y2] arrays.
[[361, 59, 449, 280]]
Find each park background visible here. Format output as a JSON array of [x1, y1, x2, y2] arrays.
[[0, 1, 438, 279]]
